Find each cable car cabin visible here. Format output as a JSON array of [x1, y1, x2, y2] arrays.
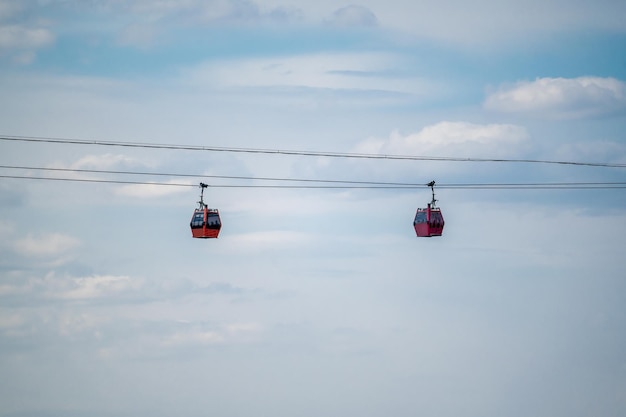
[[190, 207, 222, 239], [413, 204, 445, 237]]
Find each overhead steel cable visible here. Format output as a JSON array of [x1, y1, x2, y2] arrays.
[[0, 174, 194, 187], [2, 173, 626, 190], [2, 164, 626, 189], [0, 164, 424, 187], [0, 174, 418, 188], [2, 134, 625, 168]]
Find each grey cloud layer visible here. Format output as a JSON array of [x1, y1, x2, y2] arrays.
[[485, 77, 626, 119]]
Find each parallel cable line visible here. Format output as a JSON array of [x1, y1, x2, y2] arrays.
[[2, 165, 626, 189], [0, 165, 424, 187], [0, 175, 193, 187], [2, 174, 626, 190], [0, 174, 418, 188], [2, 134, 626, 168]]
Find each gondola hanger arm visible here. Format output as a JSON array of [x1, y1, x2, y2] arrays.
[[426, 180, 437, 207], [198, 182, 209, 209]]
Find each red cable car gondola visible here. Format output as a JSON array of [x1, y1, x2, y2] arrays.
[[413, 181, 445, 237], [190, 183, 222, 239]]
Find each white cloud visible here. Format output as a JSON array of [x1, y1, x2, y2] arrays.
[[23, 154, 149, 189], [57, 274, 138, 300], [0, 24, 54, 52], [355, 121, 528, 157], [38, 152, 194, 201], [554, 140, 626, 165], [182, 52, 434, 97], [0, 1, 23, 20], [251, 0, 626, 45], [484, 77, 626, 119], [115, 180, 193, 198], [10, 50, 36, 64], [328, 5, 378, 27], [162, 321, 262, 348], [66, 153, 142, 170], [108, 0, 303, 46], [125, 0, 259, 20], [14, 233, 80, 256], [0, 271, 143, 302], [57, 312, 106, 336], [0, 282, 27, 296], [225, 322, 262, 335], [162, 330, 225, 346], [0, 313, 24, 329], [0, 220, 14, 238], [111, 0, 626, 41], [117, 22, 161, 47], [224, 230, 315, 252], [6, 0, 626, 49]]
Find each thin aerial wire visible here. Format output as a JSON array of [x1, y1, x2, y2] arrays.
[[0, 164, 425, 187], [0, 174, 193, 187], [0, 174, 419, 188], [2, 134, 625, 168], [2, 164, 626, 189], [2, 174, 626, 190]]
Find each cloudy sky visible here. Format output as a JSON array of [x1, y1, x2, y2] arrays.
[[1, 1, 626, 416]]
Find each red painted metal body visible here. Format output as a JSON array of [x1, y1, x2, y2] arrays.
[[190, 207, 222, 239], [413, 203, 444, 237]]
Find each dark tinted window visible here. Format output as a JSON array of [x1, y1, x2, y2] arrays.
[[206, 213, 221, 227], [191, 212, 204, 228], [414, 211, 427, 224]]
